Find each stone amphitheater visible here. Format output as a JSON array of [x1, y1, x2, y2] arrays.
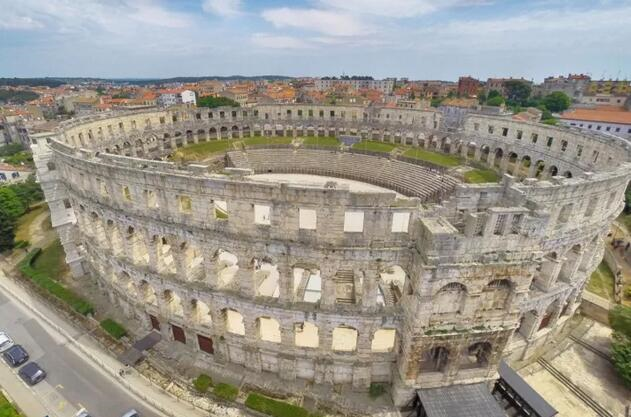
[[29, 104, 631, 406]]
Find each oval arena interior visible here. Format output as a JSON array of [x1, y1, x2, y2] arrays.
[[30, 104, 631, 405]]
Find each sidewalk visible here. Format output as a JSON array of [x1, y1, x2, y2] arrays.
[[0, 269, 208, 417]]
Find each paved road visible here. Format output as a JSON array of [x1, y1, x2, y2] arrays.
[[0, 290, 160, 417]]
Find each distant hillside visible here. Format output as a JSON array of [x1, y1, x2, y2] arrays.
[[0, 89, 40, 103], [0, 75, 293, 87]]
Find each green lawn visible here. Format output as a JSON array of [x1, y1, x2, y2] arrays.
[[352, 140, 396, 153], [32, 239, 67, 280], [100, 318, 127, 340], [402, 148, 462, 168], [464, 169, 501, 184], [0, 392, 23, 417], [587, 261, 615, 301], [242, 136, 293, 146], [302, 136, 340, 147], [171, 139, 234, 161]]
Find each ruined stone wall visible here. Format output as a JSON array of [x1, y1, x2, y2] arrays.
[[30, 104, 631, 407]]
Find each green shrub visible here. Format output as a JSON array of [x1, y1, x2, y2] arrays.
[[193, 374, 213, 393], [19, 248, 94, 316], [214, 383, 239, 401], [610, 305, 631, 339], [100, 318, 127, 340], [611, 332, 631, 387], [369, 383, 386, 399], [245, 393, 309, 417]]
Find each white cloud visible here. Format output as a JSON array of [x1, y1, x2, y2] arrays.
[[0, 14, 43, 30], [317, 0, 490, 18], [251, 33, 312, 49], [202, 0, 241, 17], [261, 8, 366, 37]]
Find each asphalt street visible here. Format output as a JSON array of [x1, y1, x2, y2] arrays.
[[0, 290, 160, 417]]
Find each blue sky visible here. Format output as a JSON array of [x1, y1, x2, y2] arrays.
[[0, 0, 630, 81]]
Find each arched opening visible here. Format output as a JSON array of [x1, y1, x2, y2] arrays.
[[461, 342, 492, 369], [293, 267, 321, 303], [294, 322, 319, 348], [216, 249, 239, 287], [378, 265, 406, 306], [420, 346, 449, 373], [549, 165, 558, 177], [535, 160, 545, 178], [138, 280, 157, 305], [332, 326, 358, 352], [190, 299, 212, 327], [480, 145, 490, 163], [163, 289, 184, 317], [493, 148, 504, 168], [224, 309, 245, 335], [559, 244, 582, 282], [257, 317, 281, 343], [432, 282, 467, 316], [563, 170, 572, 178], [479, 279, 511, 311], [254, 258, 279, 298], [371, 329, 396, 352]]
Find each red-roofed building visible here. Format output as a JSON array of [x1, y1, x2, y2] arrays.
[[560, 107, 631, 138]]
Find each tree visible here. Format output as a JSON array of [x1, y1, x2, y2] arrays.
[[0, 205, 16, 252], [197, 96, 240, 108], [487, 90, 501, 99], [610, 305, 631, 387], [487, 96, 505, 107], [503, 80, 532, 105], [542, 91, 571, 113], [612, 333, 631, 387], [478, 92, 487, 104], [0, 187, 25, 220]]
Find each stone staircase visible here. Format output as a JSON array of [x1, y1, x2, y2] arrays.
[[334, 269, 355, 304]]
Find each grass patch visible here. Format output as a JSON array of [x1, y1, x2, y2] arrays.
[[587, 261, 615, 301], [402, 148, 461, 168], [100, 318, 127, 340], [14, 204, 47, 242], [245, 393, 310, 417], [171, 139, 234, 161], [193, 374, 213, 393], [19, 248, 94, 316], [302, 136, 339, 147], [352, 140, 396, 153], [0, 392, 23, 417], [32, 239, 67, 281], [214, 383, 239, 402], [464, 168, 501, 184], [243, 136, 293, 146]]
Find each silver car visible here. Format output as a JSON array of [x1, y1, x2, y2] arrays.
[[0, 332, 14, 353], [121, 410, 139, 417]]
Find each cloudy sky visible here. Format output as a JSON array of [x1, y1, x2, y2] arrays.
[[1, 0, 630, 81]]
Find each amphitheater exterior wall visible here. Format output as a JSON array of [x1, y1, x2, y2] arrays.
[[30, 104, 631, 407]]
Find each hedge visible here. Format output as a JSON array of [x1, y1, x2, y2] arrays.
[[193, 374, 213, 393], [214, 383, 239, 401], [245, 393, 309, 417], [19, 248, 94, 316], [100, 318, 127, 340]]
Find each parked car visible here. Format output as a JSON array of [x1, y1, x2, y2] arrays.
[[75, 408, 92, 417], [0, 332, 14, 353], [18, 362, 46, 385], [121, 410, 139, 417], [2, 344, 29, 367]]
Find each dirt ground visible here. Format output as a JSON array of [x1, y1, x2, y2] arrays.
[[521, 320, 630, 417]]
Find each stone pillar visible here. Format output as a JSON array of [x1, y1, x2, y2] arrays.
[[362, 270, 378, 310], [238, 257, 256, 298], [473, 147, 481, 161], [173, 243, 190, 281], [203, 249, 218, 289], [538, 258, 563, 290], [320, 266, 336, 310], [499, 156, 509, 173], [145, 232, 165, 274], [277, 264, 293, 304]]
